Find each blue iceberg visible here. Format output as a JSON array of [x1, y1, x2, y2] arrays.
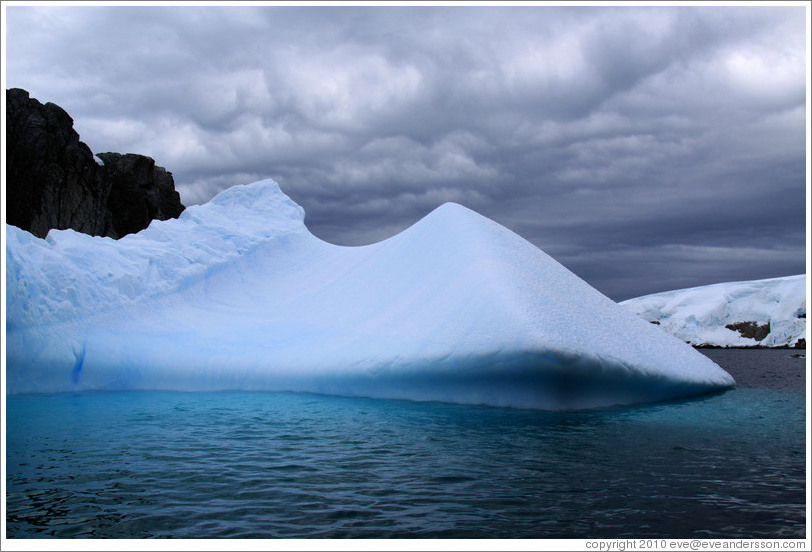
[[5, 180, 734, 409]]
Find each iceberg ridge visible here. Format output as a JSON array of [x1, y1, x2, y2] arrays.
[[6, 179, 734, 409]]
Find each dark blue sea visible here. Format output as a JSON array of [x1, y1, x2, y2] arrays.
[[5, 349, 807, 539]]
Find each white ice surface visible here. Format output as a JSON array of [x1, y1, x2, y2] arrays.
[[621, 275, 806, 348], [6, 179, 734, 409]]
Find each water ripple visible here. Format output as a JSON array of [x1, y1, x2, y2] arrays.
[[6, 351, 807, 539]]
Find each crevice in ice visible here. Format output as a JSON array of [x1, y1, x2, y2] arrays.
[[71, 343, 86, 385]]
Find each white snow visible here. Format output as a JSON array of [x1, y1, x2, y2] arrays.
[[621, 275, 806, 348], [5, 179, 734, 409]]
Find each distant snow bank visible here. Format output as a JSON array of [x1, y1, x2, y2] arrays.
[[621, 275, 807, 348], [6, 179, 735, 408]]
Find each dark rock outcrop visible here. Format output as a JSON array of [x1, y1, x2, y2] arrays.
[[97, 152, 185, 238], [5, 88, 184, 239], [6, 88, 113, 237], [724, 321, 771, 342]]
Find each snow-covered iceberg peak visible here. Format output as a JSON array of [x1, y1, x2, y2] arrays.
[[6, 179, 734, 409], [6, 180, 305, 330], [201, 178, 306, 231]]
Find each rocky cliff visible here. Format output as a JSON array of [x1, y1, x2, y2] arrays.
[[5, 88, 184, 239]]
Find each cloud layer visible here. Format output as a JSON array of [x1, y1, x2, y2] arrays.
[[4, 5, 807, 299]]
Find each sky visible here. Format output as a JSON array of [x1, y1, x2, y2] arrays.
[[2, 3, 808, 301]]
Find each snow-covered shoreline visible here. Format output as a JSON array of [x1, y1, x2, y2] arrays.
[[621, 275, 806, 349]]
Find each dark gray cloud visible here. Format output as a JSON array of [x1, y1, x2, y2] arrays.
[[4, 4, 807, 300]]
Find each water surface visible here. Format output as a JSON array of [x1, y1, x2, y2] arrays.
[[5, 349, 807, 538]]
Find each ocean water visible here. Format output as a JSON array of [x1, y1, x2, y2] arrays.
[[5, 349, 807, 539]]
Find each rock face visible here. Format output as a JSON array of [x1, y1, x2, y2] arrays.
[[5, 88, 184, 239], [97, 152, 185, 238], [5, 88, 113, 237], [724, 321, 771, 342]]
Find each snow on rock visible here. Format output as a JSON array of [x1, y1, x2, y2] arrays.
[[5, 179, 734, 409], [621, 275, 806, 348]]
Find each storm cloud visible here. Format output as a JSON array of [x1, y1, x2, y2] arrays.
[[3, 4, 807, 300]]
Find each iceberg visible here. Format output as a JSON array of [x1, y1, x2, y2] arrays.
[[5, 179, 734, 409], [621, 275, 807, 348]]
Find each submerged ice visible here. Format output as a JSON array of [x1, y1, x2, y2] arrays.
[[6, 180, 734, 409]]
